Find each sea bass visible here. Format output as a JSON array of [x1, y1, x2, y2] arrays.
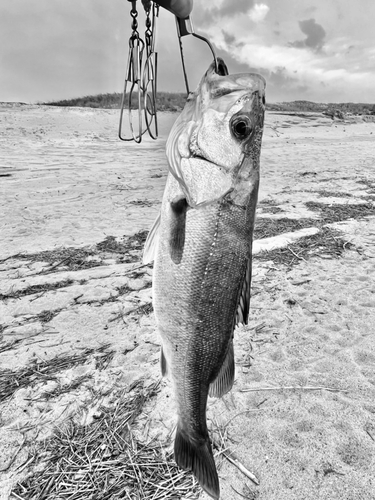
[[144, 58, 265, 498]]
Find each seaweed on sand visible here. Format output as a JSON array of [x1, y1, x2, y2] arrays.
[[305, 201, 375, 222], [17, 248, 103, 272], [0, 279, 75, 301], [254, 226, 354, 266], [254, 217, 317, 240]]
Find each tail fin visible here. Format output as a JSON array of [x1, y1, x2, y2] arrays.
[[174, 424, 220, 499]]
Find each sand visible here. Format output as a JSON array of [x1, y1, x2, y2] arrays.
[[0, 103, 375, 499]]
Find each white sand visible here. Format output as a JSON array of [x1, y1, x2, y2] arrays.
[[0, 104, 374, 499]]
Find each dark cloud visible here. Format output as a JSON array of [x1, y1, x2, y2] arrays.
[[265, 66, 309, 100], [194, 43, 310, 102], [240, 64, 309, 101], [289, 18, 326, 51], [222, 31, 237, 46]]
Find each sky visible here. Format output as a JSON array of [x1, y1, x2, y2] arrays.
[[1, 0, 374, 103]]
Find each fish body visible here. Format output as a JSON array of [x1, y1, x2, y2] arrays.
[[145, 59, 265, 498]]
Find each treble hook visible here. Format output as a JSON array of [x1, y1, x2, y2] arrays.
[[176, 16, 218, 95]]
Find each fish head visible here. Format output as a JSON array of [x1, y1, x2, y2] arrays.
[[166, 58, 266, 206]]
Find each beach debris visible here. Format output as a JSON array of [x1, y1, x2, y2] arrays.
[[145, 59, 265, 498], [254, 226, 355, 266], [240, 385, 347, 393], [253, 227, 319, 255], [11, 380, 202, 500], [216, 445, 260, 485], [0, 344, 114, 403]]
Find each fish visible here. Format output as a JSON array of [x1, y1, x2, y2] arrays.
[[143, 58, 266, 499]]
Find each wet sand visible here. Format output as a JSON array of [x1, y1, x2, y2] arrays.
[[0, 104, 375, 499]]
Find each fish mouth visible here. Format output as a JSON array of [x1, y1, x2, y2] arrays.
[[191, 153, 209, 162], [190, 153, 224, 169], [190, 153, 235, 176]]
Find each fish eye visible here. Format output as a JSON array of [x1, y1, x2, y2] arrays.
[[230, 116, 253, 140]]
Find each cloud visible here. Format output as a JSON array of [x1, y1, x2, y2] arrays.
[[215, 0, 255, 18], [222, 30, 237, 46], [194, 0, 255, 25], [290, 18, 326, 51], [197, 23, 375, 102], [248, 4, 270, 23]]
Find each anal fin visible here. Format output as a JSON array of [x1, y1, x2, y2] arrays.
[[209, 340, 235, 398], [174, 424, 219, 499]]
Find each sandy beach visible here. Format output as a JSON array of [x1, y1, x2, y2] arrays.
[[1, 103, 375, 499]]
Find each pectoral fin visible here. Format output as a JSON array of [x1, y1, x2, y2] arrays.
[[143, 213, 161, 264], [209, 340, 235, 398], [169, 196, 188, 264]]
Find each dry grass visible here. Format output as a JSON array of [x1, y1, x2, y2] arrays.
[[266, 100, 375, 115], [11, 380, 201, 500], [35, 309, 62, 324], [254, 226, 354, 266], [109, 301, 154, 324], [2, 231, 151, 273], [36, 374, 94, 402], [314, 190, 353, 198], [17, 247, 102, 272], [253, 201, 374, 266], [255, 201, 374, 241], [96, 234, 145, 255], [44, 91, 187, 112], [128, 200, 155, 207], [357, 178, 375, 192], [0, 338, 24, 354], [258, 200, 284, 214], [305, 201, 375, 222], [0, 279, 75, 301], [0, 344, 114, 403], [254, 217, 317, 240]]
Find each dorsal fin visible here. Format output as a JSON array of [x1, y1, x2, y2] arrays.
[[142, 213, 161, 264], [209, 257, 252, 399]]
